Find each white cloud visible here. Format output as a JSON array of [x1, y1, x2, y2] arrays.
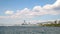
[[43, 4, 53, 9], [43, 0, 60, 9], [53, 0, 60, 7], [0, 0, 60, 19], [33, 6, 42, 11], [10, 8, 34, 18], [5, 10, 14, 15]]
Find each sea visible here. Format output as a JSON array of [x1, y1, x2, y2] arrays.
[[0, 26, 60, 34]]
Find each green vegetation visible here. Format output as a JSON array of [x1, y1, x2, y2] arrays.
[[38, 20, 60, 27], [42, 24, 60, 27]]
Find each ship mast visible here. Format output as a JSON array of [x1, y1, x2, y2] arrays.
[[21, 20, 27, 25], [24, 20, 26, 23]]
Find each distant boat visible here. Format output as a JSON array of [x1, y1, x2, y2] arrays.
[[21, 20, 38, 26]]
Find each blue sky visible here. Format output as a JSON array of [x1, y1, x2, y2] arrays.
[[0, 0, 56, 15], [0, 0, 60, 25]]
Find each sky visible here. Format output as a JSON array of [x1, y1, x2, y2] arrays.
[[0, 0, 60, 25]]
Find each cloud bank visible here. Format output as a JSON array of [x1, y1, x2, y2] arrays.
[[0, 0, 60, 19], [5, 10, 14, 15]]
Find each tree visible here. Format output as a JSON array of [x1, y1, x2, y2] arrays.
[[54, 20, 57, 24]]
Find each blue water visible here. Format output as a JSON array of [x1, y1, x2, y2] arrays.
[[0, 26, 60, 34]]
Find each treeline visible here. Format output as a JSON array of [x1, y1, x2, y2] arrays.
[[39, 20, 60, 27], [42, 24, 60, 27]]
